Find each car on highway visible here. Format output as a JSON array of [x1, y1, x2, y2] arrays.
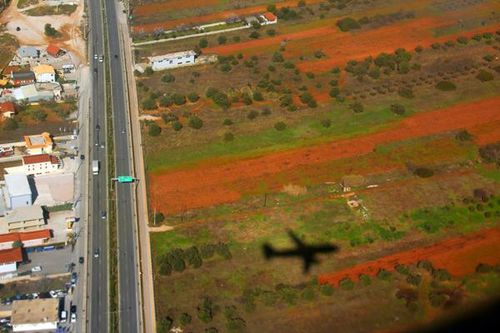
[[101, 211, 106, 220], [94, 54, 98, 60], [94, 249, 99, 258], [98, 55, 104, 63], [80, 154, 85, 160], [31, 266, 42, 272], [79, 256, 84, 264], [70, 305, 77, 323], [70, 272, 77, 285]]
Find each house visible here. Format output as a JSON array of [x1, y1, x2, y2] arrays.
[[0, 101, 16, 119], [11, 71, 36, 86], [24, 132, 54, 155], [260, 12, 278, 25], [3, 205, 45, 232], [0, 229, 51, 250], [0, 247, 23, 274], [46, 44, 65, 58], [22, 154, 61, 176], [149, 50, 197, 71], [4, 174, 34, 209], [17, 46, 39, 61], [12, 84, 54, 103], [11, 298, 59, 332], [1, 65, 21, 77], [33, 64, 56, 83]]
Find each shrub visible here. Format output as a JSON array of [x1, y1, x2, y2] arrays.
[[321, 119, 331, 128], [266, 29, 276, 36], [320, 284, 334, 296], [272, 52, 284, 63], [274, 121, 287, 131], [417, 260, 434, 272], [395, 264, 410, 275], [476, 70, 494, 82], [455, 130, 472, 141], [159, 95, 173, 107], [337, 17, 361, 31], [339, 278, 354, 290], [398, 87, 414, 98], [435, 80, 456, 91], [476, 263, 494, 273], [483, 54, 494, 62], [350, 102, 364, 113], [200, 244, 216, 259], [142, 98, 157, 110], [188, 116, 203, 129], [172, 93, 186, 105], [359, 274, 371, 286], [247, 110, 259, 120], [219, 63, 232, 72], [161, 73, 175, 83], [224, 132, 234, 142], [457, 36, 468, 44], [158, 316, 173, 332], [414, 167, 434, 178], [299, 92, 317, 108], [242, 93, 253, 105], [30, 109, 47, 122], [223, 118, 233, 126], [44, 23, 58, 37], [377, 269, 391, 280], [216, 242, 232, 259], [197, 297, 214, 323], [252, 91, 263, 101], [479, 143, 500, 163], [144, 66, 154, 76], [205, 328, 218, 333], [249, 31, 260, 39], [217, 35, 227, 45], [415, 45, 423, 52], [3, 118, 18, 131], [187, 92, 199, 102], [390, 103, 405, 115], [432, 269, 451, 281], [180, 313, 192, 326], [148, 123, 161, 136], [261, 107, 272, 116], [429, 291, 447, 307], [199, 38, 208, 48], [406, 274, 422, 286], [172, 121, 183, 131], [329, 87, 340, 97], [154, 212, 165, 223]]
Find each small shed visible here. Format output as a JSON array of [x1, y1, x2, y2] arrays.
[[46, 44, 65, 58], [0, 101, 16, 118]]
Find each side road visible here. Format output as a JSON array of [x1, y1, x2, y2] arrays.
[[117, 3, 156, 333]]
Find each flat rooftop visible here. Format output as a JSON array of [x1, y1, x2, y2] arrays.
[[11, 298, 59, 325]]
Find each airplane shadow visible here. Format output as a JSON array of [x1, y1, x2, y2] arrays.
[[262, 230, 339, 274]]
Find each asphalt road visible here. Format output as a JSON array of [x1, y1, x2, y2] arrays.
[[88, 0, 109, 332], [103, 0, 141, 332]]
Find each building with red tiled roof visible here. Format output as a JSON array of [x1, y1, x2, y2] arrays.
[[0, 101, 16, 119], [0, 229, 51, 250], [46, 44, 64, 58], [261, 12, 278, 24], [1, 65, 21, 77], [22, 153, 61, 176], [0, 247, 23, 274]]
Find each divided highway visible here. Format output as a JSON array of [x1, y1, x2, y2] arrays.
[[87, 0, 142, 332], [87, 0, 109, 332]]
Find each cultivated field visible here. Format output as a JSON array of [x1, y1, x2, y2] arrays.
[[135, 0, 500, 332]]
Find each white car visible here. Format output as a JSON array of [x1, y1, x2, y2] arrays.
[[31, 266, 42, 272], [70, 312, 77, 323], [60, 310, 67, 323], [98, 55, 104, 63], [94, 54, 98, 60], [49, 290, 58, 298]]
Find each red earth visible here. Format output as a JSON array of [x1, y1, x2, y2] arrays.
[[149, 97, 500, 214], [318, 228, 500, 286]]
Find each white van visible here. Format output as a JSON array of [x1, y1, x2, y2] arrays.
[[60, 310, 67, 323]]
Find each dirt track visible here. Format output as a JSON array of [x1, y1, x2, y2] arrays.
[[149, 97, 500, 214], [318, 227, 500, 286]]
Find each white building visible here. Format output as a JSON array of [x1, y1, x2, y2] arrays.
[[33, 64, 56, 83], [149, 50, 196, 71], [0, 247, 22, 274], [11, 298, 59, 332], [12, 84, 54, 103], [22, 154, 61, 176], [4, 174, 33, 209], [3, 205, 45, 232]]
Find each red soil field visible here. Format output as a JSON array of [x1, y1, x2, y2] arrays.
[[318, 228, 500, 286], [149, 97, 500, 214], [132, 0, 324, 33], [133, 0, 220, 16]]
